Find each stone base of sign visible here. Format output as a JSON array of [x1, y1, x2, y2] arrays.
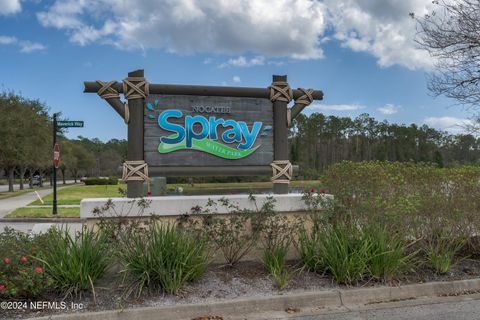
[[80, 193, 331, 263], [80, 193, 330, 219]]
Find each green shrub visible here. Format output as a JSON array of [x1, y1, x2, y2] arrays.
[[182, 196, 273, 267], [93, 198, 154, 245], [300, 222, 370, 284], [84, 177, 118, 185], [120, 223, 210, 296], [0, 228, 49, 298], [302, 191, 349, 231], [258, 206, 301, 290], [298, 231, 324, 274], [38, 227, 111, 296], [323, 161, 480, 261], [204, 213, 256, 266], [363, 225, 414, 281]]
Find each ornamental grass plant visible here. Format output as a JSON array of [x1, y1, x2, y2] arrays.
[[299, 221, 415, 284], [363, 224, 415, 281], [258, 205, 301, 290], [119, 223, 210, 296], [261, 244, 289, 289], [426, 230, 466, 274], [299, 221, 370, 284], [38, 226, 111, 296]]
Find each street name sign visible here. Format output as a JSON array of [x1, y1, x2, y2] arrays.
[[57, 121, 84, 128]]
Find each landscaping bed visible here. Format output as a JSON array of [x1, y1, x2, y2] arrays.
[[3, 162, 480, 319], [2, 258, 480, 320]]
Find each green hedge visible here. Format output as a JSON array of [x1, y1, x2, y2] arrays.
[[323, 161, 480, 240], [83, 177, 118, 185]]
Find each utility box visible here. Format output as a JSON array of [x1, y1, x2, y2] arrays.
[[143, 177, 167, 196]]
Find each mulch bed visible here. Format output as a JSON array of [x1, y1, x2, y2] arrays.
[[3, 258, 480, 319]]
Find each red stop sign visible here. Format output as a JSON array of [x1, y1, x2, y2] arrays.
[[53, 143, 60, 168]]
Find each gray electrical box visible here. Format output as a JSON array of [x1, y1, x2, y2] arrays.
[[143, 177, 167, 196]]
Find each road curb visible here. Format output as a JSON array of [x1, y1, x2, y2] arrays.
[[32, 278, 480, 320]]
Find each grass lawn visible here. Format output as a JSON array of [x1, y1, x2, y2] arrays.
[[0, 186, 51, 200], [27, 180, 323, 206], [6, 207, 80, 218], [29, 184, 124, 205], [167, 180, 323, 192]]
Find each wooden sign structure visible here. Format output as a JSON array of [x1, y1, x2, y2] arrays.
[[84, 70, 323, 197]]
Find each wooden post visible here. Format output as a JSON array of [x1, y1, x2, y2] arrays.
[[272, 75, 289, 194], [126, 70, 145, 198]]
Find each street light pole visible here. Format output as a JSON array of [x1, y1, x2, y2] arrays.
[[52, 113, 58, 216]]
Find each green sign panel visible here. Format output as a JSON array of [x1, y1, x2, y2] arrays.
[[144, 95, 273, 167], [57, 121, 84, 128]]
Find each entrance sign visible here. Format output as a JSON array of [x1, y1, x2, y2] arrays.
[[84, 70, 323, 197], [57, 121, 84, 128], [145, 95, 273, 167]]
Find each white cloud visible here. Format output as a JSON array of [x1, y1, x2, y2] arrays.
[[19, 41, 47, 53], [307, 103, 366, 112], [324, 0, 435, 70], [0, 35, 46, 53], [220, 56, 265, 68], [37, 0, 326, 59], [232, 76, 241, 83], [377, 103, 400, 115], [0, 0, 21, 15], [0, 35, 17, 45], [35, 0, 437, 70], [424, 116, 473, 134]]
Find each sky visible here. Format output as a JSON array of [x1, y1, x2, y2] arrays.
[[0, 0, 474, 141]]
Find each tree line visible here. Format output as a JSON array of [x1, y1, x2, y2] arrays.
[[290, 113, 480, 178], [0, 92, 127, 192], [2, 91, 479, 191]]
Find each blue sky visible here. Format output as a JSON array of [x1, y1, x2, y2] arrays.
[[0, 0, 473, 141]]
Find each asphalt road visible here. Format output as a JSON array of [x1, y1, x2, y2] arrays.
[[243, 294, 480, 320], [0, 180, 75, 192]]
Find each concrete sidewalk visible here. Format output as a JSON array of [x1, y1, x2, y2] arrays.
[[0, 184, 77, 218], [0, 221, 83, 234]]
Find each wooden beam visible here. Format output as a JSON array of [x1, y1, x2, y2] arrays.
[[105, 97, 126, 119], [149, 165, 299, 177], [84, 82, 323, 101], [290, 102, 307, 120]]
